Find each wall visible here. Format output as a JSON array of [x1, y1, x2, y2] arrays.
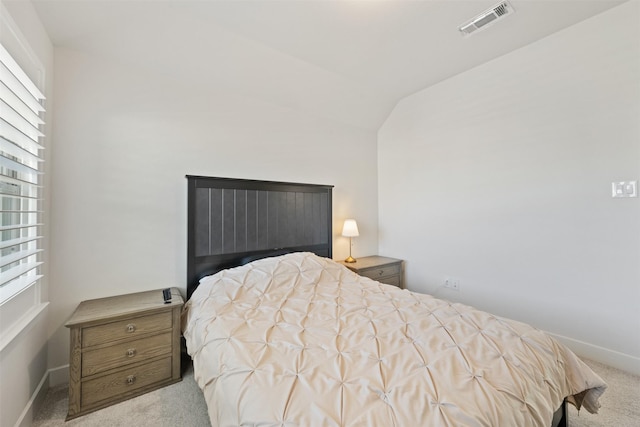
[[47, 48, 379, 370], [378, 1, 639, 373], [0, 1, 53, 425]]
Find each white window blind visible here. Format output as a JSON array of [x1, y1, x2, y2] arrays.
[[0, 43, 45, 305]]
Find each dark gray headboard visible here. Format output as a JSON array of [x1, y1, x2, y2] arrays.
[[186, 176, 333, 298]]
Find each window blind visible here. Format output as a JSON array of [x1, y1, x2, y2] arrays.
[[0, 43, 45, 305]]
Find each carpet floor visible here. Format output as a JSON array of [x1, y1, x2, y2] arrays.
[[33, 358, 639, 426]]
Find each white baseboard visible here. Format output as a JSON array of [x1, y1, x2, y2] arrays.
[[14, 368, 49, 427], [13, 365, 68, 427], [548, 331, 640, 375]]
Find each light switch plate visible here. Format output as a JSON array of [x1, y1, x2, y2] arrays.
[[612, 181, 638, 198]]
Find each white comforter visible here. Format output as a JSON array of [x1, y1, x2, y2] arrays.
[[183, 252, 606, 427]]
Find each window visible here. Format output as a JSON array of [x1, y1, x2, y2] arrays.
[[0, 43, 45, 305]]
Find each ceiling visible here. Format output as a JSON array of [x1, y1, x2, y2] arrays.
[[27, 0, 627, 130]]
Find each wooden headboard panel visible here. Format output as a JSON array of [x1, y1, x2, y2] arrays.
[[186, 176, 333, 298]]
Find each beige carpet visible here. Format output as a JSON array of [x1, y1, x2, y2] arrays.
[[567, 359, 640, 427], [34, 358, 639, 426], [33, 363, 211, 427]]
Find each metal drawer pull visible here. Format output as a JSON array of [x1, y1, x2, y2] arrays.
[[126, 324, 136, 333], [378, 270, 384, 276], [126, 375, 136, 385], [126, 348, 136, 358]]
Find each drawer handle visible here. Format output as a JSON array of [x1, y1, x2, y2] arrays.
[[378, 270, 384, 276], [126, 375, 136, 385], [126, 348, 136, 358], [126, 324, 136, 333]]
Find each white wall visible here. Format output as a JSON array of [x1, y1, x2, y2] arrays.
[[378, 1, 639, 373], [0, 1, 53, 425], [48, 46, 379, 369]]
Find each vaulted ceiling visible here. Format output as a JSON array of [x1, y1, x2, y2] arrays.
[[28, 0, 626, 130]]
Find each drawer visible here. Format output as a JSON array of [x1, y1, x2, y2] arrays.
[[82, 332, 172, 377], [82, 311, 172, 348], [359, 263, 401, 281], [380, 275, 401, 288], [81, 357, 172, 407]]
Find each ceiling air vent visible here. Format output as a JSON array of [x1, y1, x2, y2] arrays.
[[458, 1, 515, 36]]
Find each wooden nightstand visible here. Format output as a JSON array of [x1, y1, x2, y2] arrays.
[[339, 256, 404, 289], [65, 288, 184, 420]]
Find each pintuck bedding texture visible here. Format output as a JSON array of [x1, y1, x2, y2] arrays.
[[182, 252, 606, 427]]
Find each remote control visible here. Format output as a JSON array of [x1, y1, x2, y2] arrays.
[[162, 288, 172, 304]]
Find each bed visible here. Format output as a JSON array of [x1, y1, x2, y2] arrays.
[[182, 176, 606, 427]]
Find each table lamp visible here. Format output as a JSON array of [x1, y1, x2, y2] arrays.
[[342, 219, 359, 263]]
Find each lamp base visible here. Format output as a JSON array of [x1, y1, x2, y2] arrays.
[[344, 256, 356, 263]]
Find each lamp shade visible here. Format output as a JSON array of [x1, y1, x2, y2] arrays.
[[342, 219, 359, 237]]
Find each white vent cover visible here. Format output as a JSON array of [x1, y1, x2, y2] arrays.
[[459, 1, 515, 36]]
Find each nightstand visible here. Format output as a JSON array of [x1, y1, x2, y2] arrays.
[[65, 288, 183, 420], [339, 256, 404, 289]]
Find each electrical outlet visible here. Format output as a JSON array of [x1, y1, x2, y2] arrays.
[[444, 277, 461, 291], [612, 181, 638, 198]]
